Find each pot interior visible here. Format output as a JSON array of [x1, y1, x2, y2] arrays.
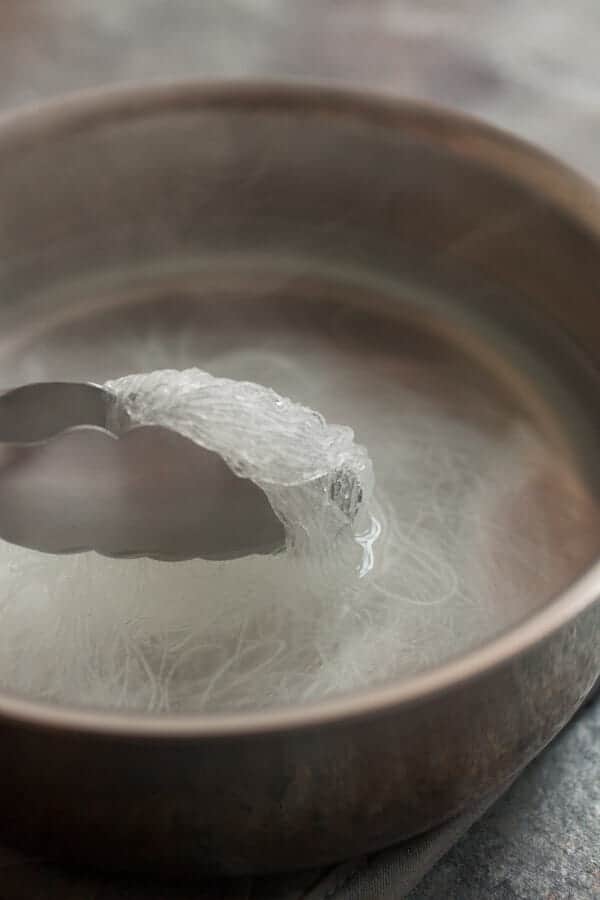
[[0, 91, 598, 715]]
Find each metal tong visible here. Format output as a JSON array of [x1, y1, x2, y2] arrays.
[[0, 382, 285, 561]]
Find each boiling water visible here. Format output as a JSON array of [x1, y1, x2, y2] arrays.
[[0, 271, 598, 713]]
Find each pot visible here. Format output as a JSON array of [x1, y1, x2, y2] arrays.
[[0, 82, 598, 875]]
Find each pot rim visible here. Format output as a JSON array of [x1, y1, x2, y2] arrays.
[[0, 78, 598, 738]]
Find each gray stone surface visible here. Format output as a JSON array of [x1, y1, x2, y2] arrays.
[[0, 2, 598, 897]]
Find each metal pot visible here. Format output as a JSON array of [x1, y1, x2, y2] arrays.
[[0, 82, 598, 875]]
